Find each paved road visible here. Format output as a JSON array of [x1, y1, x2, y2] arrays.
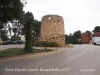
[[0, 45, 24, 51], [0, 45, 100, 75], [0, 44, 61, 51]]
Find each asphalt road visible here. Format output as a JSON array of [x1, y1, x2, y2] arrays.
[[0, 44, 58, 51], [0, 45, 100, 75], [0, 45, 24, 51]]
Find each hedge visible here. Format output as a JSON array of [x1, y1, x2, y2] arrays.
[[33, 40, 59, 47]]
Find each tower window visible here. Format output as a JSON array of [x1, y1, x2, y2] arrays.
[[48, 17, 51, 20]]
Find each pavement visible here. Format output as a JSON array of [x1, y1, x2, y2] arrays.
[[0, 44, 69, 51], [0, 44, 100, 75], [0, 44, 24, 51]]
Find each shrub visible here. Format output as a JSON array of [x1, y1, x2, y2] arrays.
[[33, 41, 59, 47], [0, 48, 52, 58], [0, 40, 3, 45]]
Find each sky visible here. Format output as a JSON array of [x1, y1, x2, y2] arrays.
[[23, 0, 100, 35]]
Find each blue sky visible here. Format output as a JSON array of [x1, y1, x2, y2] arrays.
[[23, 0, 100, 34]]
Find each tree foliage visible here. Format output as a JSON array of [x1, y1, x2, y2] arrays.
[[72, 30, 81, 44], [24, 11, 34, 53], [21, 19, 41, 42], [0, 0, 24, 29], [65, 30, 82, 44], [0, 30, 9, 41], [65, 33, 73, 44], [85, 30, 92, 34], [93, 26, 100, 33], [32, 20, 41, 40]]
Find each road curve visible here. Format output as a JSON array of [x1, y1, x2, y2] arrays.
[[0, 45, 100, 75]]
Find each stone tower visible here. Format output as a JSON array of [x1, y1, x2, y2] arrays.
[[40, 15, 65, 45]]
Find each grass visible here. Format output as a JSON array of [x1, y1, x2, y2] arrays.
[[0, 48, 52, 58]]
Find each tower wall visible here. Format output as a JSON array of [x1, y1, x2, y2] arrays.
[[40, 15, 65, 45]]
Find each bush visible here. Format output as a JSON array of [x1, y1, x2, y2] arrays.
[[0, 48, 52, 58], [0, 40, 3, 45], [33, 41, 59, 47]]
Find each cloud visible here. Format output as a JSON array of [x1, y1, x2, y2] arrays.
[[23, 0, 100, 34]]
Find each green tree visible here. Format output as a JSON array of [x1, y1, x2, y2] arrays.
[[11, 27, 18, 41], [65, 30, 82, 44], [22, 19, 41, 41], [12, 28, 17, 35], [86, 30, 92, 34], [65, 33, 73, 44], [1, 30, 9, 41], [32, 20, 41, 40], [73, 30, 82, 44], [0, 0, 25, 29], [85, 30, 92, 40], [93, 26, 100, 33], [24, 11, 34, 53], [11, 35, 17, 41]]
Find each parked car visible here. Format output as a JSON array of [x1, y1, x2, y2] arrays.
[[2, 40, 13, 45], [13, 40, 23, 44]]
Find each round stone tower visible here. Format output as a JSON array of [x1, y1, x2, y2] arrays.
[[40, 15, 65, 45]]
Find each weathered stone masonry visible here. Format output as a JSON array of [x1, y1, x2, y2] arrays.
[[40, 15, 65, 45]]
